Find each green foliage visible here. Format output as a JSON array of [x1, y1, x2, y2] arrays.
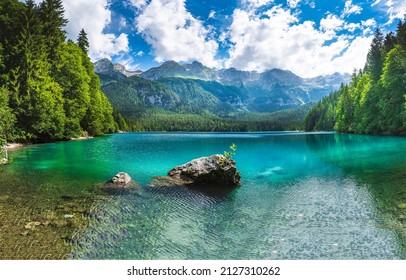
[[379, 45, 406, 133], [0, 87, 15, 158], [121, 105, 311, 132], [304, 89, 342, 131], [57, 42, 90, 137], [0, 0, 124, 143], [367, 29, 384, 81], [224, 143, 237, 160], [304, 20, 406, 135]]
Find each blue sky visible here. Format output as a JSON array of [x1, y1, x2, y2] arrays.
[[39, 0, 406, 77]]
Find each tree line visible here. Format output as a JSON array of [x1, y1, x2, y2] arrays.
[[0, 0, 126, 157], [304, 20, 406, 135], [124, 105, 309, 132]]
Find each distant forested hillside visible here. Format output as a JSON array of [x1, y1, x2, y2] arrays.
[[304, 21, 406, 135], [121, 104, 312, 132], [100, 72, 312, 132], [0, 0, 126, 148]]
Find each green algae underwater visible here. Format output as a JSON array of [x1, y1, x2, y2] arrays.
[[0, 132, 405, 259]]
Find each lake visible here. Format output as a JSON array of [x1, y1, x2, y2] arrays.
[[1, 132, 405, 259]]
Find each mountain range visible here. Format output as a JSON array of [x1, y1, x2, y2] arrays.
[[94, 58, 350, 118]]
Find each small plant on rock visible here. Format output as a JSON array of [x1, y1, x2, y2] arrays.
[[224, 143, 237, 160]]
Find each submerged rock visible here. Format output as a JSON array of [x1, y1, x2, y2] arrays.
[[96, 172, 140, 194], [150, 154, 241, 188], [398, 203, 406, 209], [111, 172, 132, 185], [24, 221, 41, 229]]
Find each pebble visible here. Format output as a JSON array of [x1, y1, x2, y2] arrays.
[[20, 231, 30, 236], [24, 221, 41, 229], [64, 214, 74, 219], [397, 203, 406, 209]]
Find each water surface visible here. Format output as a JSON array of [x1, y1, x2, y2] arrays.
[[2, 132, 406, 259]]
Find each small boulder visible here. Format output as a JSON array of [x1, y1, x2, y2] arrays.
[[96, 172, 140, 194], [111, 172, 132, 185]]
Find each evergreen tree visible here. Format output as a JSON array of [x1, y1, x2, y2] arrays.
[[383, 32, 397, 54], [81, 52, 116, 135], [38, 0, 68, 69], [366, 29, 384, 81], [396, 19, 406, 49], [379, 45, 406, 133], [353, 73, 372, 133], [0, 44, 15, 157], [9, 0, 66, 142], [0, 0, 26, 75], [335, 85, 353, 132], [77, 29, 90, 54], [56, 42, 91, 138]]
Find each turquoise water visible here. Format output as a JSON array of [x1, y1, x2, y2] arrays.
[[4, 132, 406, 259]]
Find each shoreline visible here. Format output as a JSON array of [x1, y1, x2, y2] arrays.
[[5, 143, 24, 149], [70, 136, 94, 141]]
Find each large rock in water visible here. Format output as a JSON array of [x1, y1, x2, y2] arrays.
[[150, 155, 241, 188], [96, 172, 140, 194]]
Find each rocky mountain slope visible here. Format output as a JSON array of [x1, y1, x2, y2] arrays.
[[94, 58, 350, 116]]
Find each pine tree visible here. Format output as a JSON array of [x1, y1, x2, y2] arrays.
[[39, 0, 68, 69], [9, 0, 66, 142], [0, 0, 26, 75], [77, 29, 90, 54], [0, 44, 15, 157], [335, 85, 353, 132], [366, 29, 384, 81], [56, 42, 91, 138], [383, 32, 397, 55], [379, 45, 406, 133], [396, 19, 406, 49]]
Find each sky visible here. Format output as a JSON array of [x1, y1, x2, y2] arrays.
[[32, 0, 406, 77]]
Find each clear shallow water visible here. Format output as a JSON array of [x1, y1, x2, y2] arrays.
[[4, 132, 406, 259]]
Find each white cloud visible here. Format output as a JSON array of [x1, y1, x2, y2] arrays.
[[344, 22, 361, 32], [320, 14, 345, 31], [61, 0, 129, 61], [115, 54, 140, 70], [330, 36, 372, 72], [119, 16, 128, 29], [341, 0, 363, 18], [385, 0, 406, 24], [243, 0, 274, 9], [362, 18, 377, 27], [129, 0, 148, 9], [135, 0, 219, 67], [372, 0, 382, 6], [208, 10, 216, 19], [136, 50, 144, 56], [225, 6, 372, 77], [287, 0, 301, 8]]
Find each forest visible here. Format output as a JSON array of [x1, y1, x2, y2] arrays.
[[0, 0, 126, 158], [123, 105, 310, 132], [304, 21, 406, 135]]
